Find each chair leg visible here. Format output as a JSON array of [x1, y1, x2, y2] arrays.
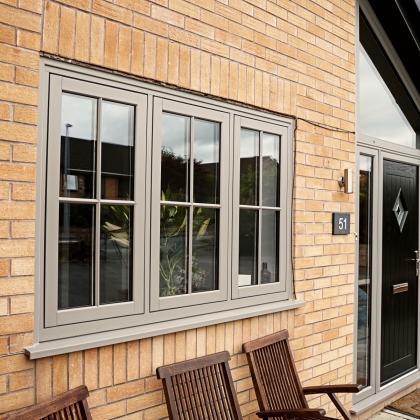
[[327, 393, 352, 420]]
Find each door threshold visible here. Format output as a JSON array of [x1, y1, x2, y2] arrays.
[[350, 369, 420, 415]]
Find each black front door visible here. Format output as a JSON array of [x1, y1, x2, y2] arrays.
[[381, 160, 418, 385]]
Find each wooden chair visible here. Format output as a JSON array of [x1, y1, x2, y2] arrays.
[[157, 351, 330, 420], [243, 330, 362, 420], [5, 385, 92, 420]]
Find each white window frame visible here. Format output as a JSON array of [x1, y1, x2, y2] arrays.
[[44, 75, 147, 327], [232, 117, 290, 299], [27, 58, 302, 358], [150, 98, 230, 311]]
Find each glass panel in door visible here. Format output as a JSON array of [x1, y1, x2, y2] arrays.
[[357, 155, 373, 387]]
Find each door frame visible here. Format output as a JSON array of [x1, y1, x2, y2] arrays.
[[354, 134, 420, 405]]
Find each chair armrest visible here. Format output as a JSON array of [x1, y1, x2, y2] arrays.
[[303, 384, 362, 394], [257, 408, 326, 419]]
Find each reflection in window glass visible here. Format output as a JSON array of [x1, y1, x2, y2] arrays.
[[261, 211, 279, 283], [240, 129, 259, 206], [60, 93, 97, 199], [238, 209, 258, 286], [100, 205, 133, 304], [58, 203, 95, 309], [192, 208, 218, 292], [358, 155, 373, 388], [159, 205, 189, 296], [161, 113, 190, 202], [101, 102, 135, 200], [359, 44, 416, 148], [194, 119, 220, 204], [262, 133, 280, 207]]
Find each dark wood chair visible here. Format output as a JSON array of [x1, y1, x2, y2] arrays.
[[6, 385, 92, 420], [157, 350, 330, 420], [243, 330, 362, 420]]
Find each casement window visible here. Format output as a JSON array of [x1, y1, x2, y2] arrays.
[[30, 60, 300, 356]]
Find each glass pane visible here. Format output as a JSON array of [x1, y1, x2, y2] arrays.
[[261, 210, 279, 283], [262, 133, 280, 207], [60, 93, 97, 199], [58, 203, 94, 310], [194, 119, 220, 204], [100, 205, 133, 304], [240, 129, 259, 206], [160, 205, 189, 296], [192, 208, 218, 293], [358, 155, 373, 388], [359, 44, 416, 148], [238, 209, 258, 286], [161, 113, 190, 202], [101, 101, 135, 200]]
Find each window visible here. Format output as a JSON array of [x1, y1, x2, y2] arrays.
[[35, 60, 297, 351]]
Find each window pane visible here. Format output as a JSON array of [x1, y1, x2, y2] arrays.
[[161, 113, 190, 202], [240, 129, 259, 206], [60, 93, 97, 199], [358, 155, 373, 388], [58, 203, 94, 310], [192, 208, 218, 293], [238, 209, 258, 286], [160, 205, 189, 296], [359, 44, 416, 148], [101, 101, 135, 200], [100, 205, 133, 304], [261, 210, 279, 283], [194, 119, 220, 204], [262, 133, 280, 207]]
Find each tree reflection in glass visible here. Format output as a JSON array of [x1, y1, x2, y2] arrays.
[[192, 208, 218, 292], [262, 133, 280, 207], [100, 205, 133, 304], [240, 129, 259, 206], [161, 113, 190, 202], [194, 119, 220, 204], [101, 101, 135, 200]]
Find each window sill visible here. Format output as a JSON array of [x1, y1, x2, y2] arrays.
[[25, 299, 304, 359]]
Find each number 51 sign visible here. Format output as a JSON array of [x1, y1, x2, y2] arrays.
[[332, 213, 350, 235]]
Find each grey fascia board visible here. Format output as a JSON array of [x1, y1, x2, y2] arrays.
[[25, 299, 305, 359], [350, 369, 420, 414]]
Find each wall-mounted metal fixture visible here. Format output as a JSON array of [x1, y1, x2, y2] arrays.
[[338, 169, 353, 194]]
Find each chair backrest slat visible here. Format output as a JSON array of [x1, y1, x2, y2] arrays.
[[5, 386, 91, 420], [157, 351, 243, 420], [243, 330, 308, 416]]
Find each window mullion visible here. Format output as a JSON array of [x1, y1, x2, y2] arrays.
[[94, 98, 103, 307], [258, 130, 264, 285], [188, 117, 195, 295]]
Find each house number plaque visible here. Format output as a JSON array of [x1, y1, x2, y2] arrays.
[[332, 213, 350, 235]]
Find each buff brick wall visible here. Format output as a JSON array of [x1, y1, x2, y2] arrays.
[[0, 0, 405, 418]]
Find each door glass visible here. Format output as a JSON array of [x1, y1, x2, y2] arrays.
[[359, 44, 416, 148], [358, 155, 373, 387]]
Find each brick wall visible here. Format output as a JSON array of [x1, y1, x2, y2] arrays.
[[0, 0, 41, 415], [0, 0, 380, 418]]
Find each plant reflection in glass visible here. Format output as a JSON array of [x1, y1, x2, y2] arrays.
[[159, 189, 213, 296], [101, 204, 133, 303]]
